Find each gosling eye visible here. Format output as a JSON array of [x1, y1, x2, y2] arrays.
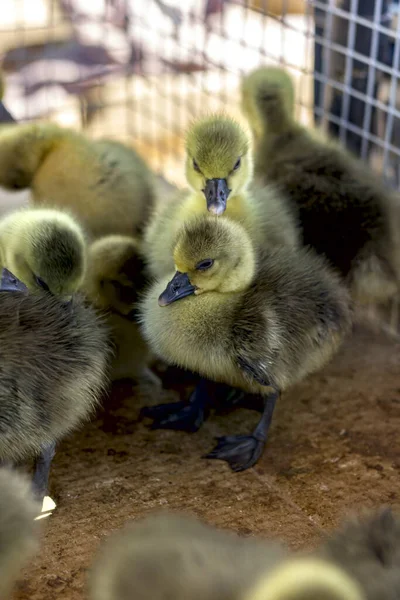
[[193, 159, 201, 173], [233, 157, 241, 171], [195, 258, 214, 271], [34, 275, 50, 292]]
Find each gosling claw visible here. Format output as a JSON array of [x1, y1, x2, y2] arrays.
[[204, 434, 265, 472]]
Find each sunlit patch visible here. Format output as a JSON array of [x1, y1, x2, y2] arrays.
[[34, 495, 56, 521]]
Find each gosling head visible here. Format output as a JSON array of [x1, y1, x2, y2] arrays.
[[0, 209, 86, 299], [158, 216, 255, 307], [241, 66, 295, 141], [244, 558, 365, 600], [86, 234, 147, 315], [185, 114, 252, 216]]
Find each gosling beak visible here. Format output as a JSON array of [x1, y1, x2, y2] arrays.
[[158, 271, 196, 307], [0, 101, 15, 124], [0, 268, 28, 293], [203, 178, 231, 216]]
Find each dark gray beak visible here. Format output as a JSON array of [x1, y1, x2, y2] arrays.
[[0, 101, 15, 123], [0, 268, 28, 293], [158, 271, 196, 307], [203, 178, 231, 215]]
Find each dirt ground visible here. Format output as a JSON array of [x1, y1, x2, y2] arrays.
[[11, 324, 400, 600]]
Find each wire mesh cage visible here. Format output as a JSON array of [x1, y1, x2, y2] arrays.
[[0, 0, 399, 189]]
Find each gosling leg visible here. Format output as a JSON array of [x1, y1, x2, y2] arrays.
[[214, 384, 264, 414], [139, 378, 212, 433], [32, 442, 56, 501], [204, 388, 280, 472]]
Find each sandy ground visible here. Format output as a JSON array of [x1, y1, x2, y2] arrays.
[[9, 324, 400, 600]]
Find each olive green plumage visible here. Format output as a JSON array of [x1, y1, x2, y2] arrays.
[[89, 511, 366, 600], [0, 278, 111, 497], [0, 207, 86, 299], [140, 215, 351, 394], [89, 512, 288, 600], [139, 216, 351, 470], [245, 559, 364, 600], [185, 114, 250, 190], [0, 123, 156, 239], [82, 234, 153, 382], [241, 66, 400, 306], [143, 113, 298, 281]]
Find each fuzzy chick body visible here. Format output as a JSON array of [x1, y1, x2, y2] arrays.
[[0, 277, 111, 496], [143, 115, 298, 280], [140, 216, 351, 394], [0, 123, 156, 239], [241, 66, 400, 305], [89, 512, 367, 600], [140, 216, 351, 470], [0, 207, 86, 298], [0, 469, 41, 598], [82, 234, 152, 382], [89, 512, 288, 600]]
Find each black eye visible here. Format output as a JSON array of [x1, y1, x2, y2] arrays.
[[233, 157, 241, 171], [195, 258, 214, 271], [193, 159, 201, 172], [34, 275, 50, 292]]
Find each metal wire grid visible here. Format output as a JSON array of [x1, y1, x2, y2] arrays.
[[314, 0, 400, 187], [0, 1, 399, 187]]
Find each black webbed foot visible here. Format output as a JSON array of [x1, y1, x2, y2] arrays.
[[205, 388, 280, 472], [140, 378, 212, 433], [204, 434, 265, 472], [141, 400, 205, 433], [140, 400, 188, 422]]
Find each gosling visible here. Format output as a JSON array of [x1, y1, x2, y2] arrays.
[[89, 511, 365, 600], [0, 123, 156, 239], [241, 66, 400, 306], [82, 234, 153, 383], [142, 114, 299, 281], [89, 511, 288, 600], [139, 216, 352, 471], [0, 267, 111, 499], [0, 207, 86, 298]]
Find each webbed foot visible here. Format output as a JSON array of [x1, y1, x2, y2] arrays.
[[204, 434, 265, 472], [140, 399, 205, 432], [140, 378, 211, 433], [205, 388, 280, 472]]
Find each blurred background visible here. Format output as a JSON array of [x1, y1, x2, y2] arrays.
[[0, 0, 399, 188]]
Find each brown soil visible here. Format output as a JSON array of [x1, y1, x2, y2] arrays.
[[12, 325, 400, 600]]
